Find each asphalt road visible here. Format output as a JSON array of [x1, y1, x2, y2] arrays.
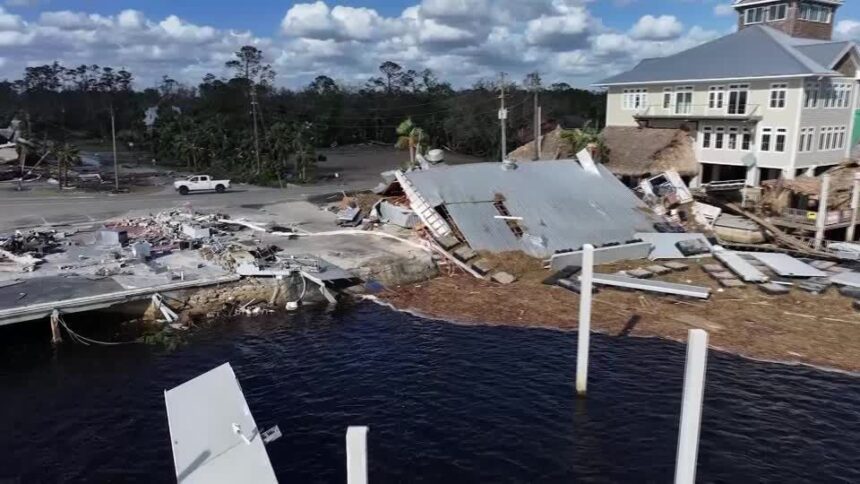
[[0, 182, 366, 232]]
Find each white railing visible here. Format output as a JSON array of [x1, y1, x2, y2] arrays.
[[634, 104, 761, 119], [780, 207, 854, 227]]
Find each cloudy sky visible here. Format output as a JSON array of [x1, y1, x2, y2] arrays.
[[1, 0, 859, 90]]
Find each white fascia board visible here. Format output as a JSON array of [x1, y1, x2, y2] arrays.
[[592, 72, 837, 88]]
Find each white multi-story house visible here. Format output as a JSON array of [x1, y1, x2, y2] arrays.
[[594, 0, 857, 188]]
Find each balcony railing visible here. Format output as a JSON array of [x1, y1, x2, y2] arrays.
[[633, 104, 761, 120], [779, 207, 855, 227]]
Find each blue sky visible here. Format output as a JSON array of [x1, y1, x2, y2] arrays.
[[1, 1, 859, 88]]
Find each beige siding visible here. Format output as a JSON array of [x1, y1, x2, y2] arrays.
[[795, 76, 856, 169]]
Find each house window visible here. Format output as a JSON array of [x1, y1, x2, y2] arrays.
[[769, 83, 787, 109], [727, 84, 749, 115], [708, 86, 725, 110], [663, 88, 672, 110], [728, 127, 739, 150], [819, 127, 828, 150], [702, 127, 713, 149], [674, 86, 693, 114], [741, 128, 752, 151], [745, 7, 765, 24], [837, 127, 846, 149], [760, 127, 772, 151], [800, 3, 832, 23], [775, 128, 787, 152], [832, 83, 852, 108], [798, 127, 815, 152], [804, 82, 819, 108], [623, 88, 648, 110], [715, 127, 725, 149], [768, 3, 788, 21]]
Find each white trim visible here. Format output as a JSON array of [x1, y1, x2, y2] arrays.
[[593, 73, 837, 88]]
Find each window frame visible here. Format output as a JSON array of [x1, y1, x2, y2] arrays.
[[708, 85, 725, 111], [760, 127, 773, 152], [769, 83, 788, 109], [714, 127, 725, 150], [702, 126, 713, 149], [741, 128, 752, 151], [774, 128, 787, 152]]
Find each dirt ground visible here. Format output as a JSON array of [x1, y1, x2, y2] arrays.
[[380, 254, 860, 373]]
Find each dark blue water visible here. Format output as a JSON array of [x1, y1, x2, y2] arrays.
[[0, 302, 858, 483]]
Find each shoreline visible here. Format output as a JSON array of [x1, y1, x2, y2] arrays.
[[374, 261, 860, 374], [363, 294, 860, 377]]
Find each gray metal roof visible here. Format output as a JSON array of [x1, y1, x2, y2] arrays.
[[165, 363, 278, 484], [795, 41, 855, 69], [595, 25, 837, 86], [402, 160, 658, 257]]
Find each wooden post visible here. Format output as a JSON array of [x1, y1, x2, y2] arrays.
[[814, 174, 831, 250], [576, 244, 594, 397], [346, 426, 368, 484], [50, 309, 62, 344], [674, 329, 709, 484], [847, 172, 860, 242]]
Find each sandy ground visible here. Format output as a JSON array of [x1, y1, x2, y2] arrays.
[[379, 255, 860, 373]]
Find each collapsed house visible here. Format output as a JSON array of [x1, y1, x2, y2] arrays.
[[390, 159, 659, 258], [600, 127, 699, 186]]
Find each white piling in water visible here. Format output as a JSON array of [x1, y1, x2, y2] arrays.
[[674, 329, 709, 484], [814, 174, 831, 250], [576, 244, 594, 397], [346, 426, 369, 484]]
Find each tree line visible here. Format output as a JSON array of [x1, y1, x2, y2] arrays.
[[0, 46, 606, 184]]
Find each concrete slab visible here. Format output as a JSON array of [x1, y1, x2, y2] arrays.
[[453, 246, 478, 262], [491, 272, 517, 285], [645, 265, 672, 276], [744, 252, 828, 278], [759, 283, 790, 295], [719, 278, 745, 288], [627, 268, 654, 279], [0, 276, 124, 308], [701, 264, 724, 273], [709, 271, 737, 280], [635, 232, 713, 260], [663, 261, 689, 271]]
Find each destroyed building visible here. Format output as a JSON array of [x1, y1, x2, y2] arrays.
[[392, 159, 659, 258]]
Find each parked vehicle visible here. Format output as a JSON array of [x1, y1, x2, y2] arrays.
[[173, 175, 230, 195]]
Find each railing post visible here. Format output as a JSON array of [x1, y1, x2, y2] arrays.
[[576, 244, 594, 397], [674, 329, 709, 484], [847, 173, 860, 242], [814, 174, 831, 250], [346, 426, 369, 484]]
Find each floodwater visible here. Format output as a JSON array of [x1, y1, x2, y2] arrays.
[[0, 302, 858, 483]]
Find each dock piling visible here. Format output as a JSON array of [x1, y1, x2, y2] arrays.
[[346, 426, 369, 484], [49, 309, 62, 344], [576, 244, 594, 397], [814, 174, 831, 250], [674, 329, 709, 484]]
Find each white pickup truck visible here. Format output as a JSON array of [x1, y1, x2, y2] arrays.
[[173, 175, 231, 195]]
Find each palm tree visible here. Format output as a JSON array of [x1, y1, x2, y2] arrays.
[[395, 118, 425, 168], [54, 143, 80, 189], [560, 125, 607, 161]]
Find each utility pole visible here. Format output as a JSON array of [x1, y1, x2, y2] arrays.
[[498, 72, 507, 163], [533, 85, 540, 161], [111, 103, 119, 191], [250, 83, 262, 174]]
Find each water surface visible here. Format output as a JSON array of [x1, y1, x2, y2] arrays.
[[0, 302, 858, 483]]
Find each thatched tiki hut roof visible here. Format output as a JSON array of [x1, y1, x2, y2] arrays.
[[600, 126, 699, 178], [507, 126, 575, 162]]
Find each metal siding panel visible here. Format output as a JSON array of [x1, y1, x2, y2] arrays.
[[445, 203, 521, 252], [744, 252, 829, 277]]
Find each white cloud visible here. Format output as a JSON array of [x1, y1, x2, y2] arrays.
[[713, 3, 735, 17], [0, 2, 730, 89], [630, 14, 683, 40], [835, 19, 860, 40]]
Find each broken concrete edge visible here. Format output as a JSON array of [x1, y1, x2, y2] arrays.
[[0, 274, 241, 326]]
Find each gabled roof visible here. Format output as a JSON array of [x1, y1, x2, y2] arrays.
[[795, 41, 857, 69], [595, 25, 840, 86]]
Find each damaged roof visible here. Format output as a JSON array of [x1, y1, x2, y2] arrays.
[[401, 160, 658, 257]]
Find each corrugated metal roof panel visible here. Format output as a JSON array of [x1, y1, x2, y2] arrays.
[[403, 160, 657, 257]]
